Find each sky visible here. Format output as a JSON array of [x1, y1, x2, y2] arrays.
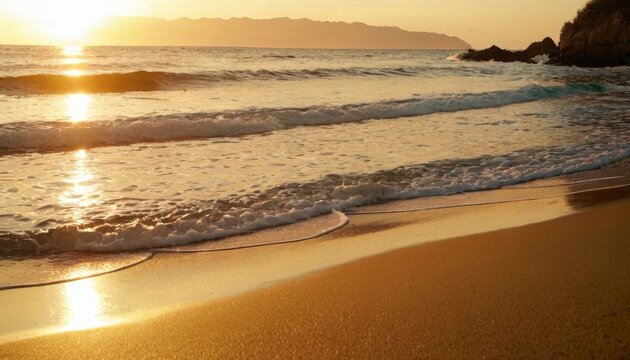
[[0, 0, 589, 48]]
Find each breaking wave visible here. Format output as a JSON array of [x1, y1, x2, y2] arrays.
[[0, 83, 621, 154], [1, 142, 628, 255]]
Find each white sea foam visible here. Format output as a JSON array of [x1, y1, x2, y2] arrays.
[[531, 54, 551, 65], [2, 142, 628, 254], [446, 50, 469, 61]]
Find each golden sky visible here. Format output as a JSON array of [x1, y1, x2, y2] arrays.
[[0, 0, 588, 48]]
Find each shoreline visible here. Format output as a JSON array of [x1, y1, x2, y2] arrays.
[[2, 158, 629, 290], [0, 161, 629, 357], [1, 184, 629, 358]]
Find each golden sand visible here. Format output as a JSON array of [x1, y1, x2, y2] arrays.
[[1, 188, 629, 359]]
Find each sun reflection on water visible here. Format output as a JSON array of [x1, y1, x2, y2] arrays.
[[66, 94, 92, 122], [63, 276, 106, 332], [63, 69, 86, 77], [62, 58, 86, 66], [59, 149, 99, 224], [62, 45, 84, 57], [61, 46, 87, 78]]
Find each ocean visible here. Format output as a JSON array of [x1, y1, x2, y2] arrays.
[[0, 46, 629, 276]]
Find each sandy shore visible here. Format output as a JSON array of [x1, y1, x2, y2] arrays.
[[1, 182, 629, 358]]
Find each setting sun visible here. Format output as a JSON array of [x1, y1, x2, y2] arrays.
[[1, 0, 135, 43]]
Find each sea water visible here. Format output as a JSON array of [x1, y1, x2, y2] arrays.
[[0, 46, 629, 256]]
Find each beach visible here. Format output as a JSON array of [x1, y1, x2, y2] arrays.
[[1, 162, 629, 359], [1, 44, 629, 360], [1, 1, 629, 358]]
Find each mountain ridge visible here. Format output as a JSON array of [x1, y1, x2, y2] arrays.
[[80, 16, 471, 49]]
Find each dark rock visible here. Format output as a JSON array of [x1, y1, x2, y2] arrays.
[[559, 0, 630, 67], [461, 37, 559, 64], [462, 45, 523, 62], [525, 37, 560, 58], [459, 0, 628, 67]]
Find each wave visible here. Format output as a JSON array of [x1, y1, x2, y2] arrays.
[[0, 71, 190, 95], [1, 142, 628, 255], [0, 83, 620, 154], [0, 65, 471, 95]]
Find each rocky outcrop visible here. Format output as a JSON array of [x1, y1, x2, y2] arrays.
[[460, 37, 559, 63], [460, 0, 629, 67], [559, 0, 630, 67], [525, 37, 561, 58]]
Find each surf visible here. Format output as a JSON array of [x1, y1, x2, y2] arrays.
[[0, 83, 622, 154]]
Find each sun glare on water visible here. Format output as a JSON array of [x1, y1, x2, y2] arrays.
[[63, 45, 84, 57], [63, 69, 87, 77], [66, 94, 93, 122]]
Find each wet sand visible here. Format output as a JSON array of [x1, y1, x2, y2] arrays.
[[1, 184, 629, 358]]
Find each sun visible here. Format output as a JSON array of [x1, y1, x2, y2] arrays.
[[5, 0, 136, 43]]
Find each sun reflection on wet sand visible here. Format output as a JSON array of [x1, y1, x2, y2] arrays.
[[66, 94, 92, 122], [59, 149, 99, 224], [63, 276, 106, 332]]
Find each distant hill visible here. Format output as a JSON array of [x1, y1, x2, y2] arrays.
[[85, 17, 470, 49]]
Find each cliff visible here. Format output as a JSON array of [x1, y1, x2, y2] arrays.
[[459, 0, 629, 67], [559, 0, 630, 67]]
